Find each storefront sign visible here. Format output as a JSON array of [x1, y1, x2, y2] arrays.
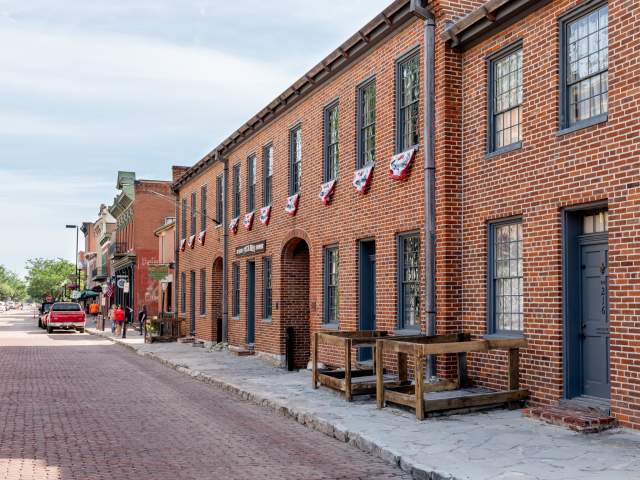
[[123, 282, 130, 294], [149, 264, 170, 280], [116, 278, 127, 289], [235, 241, 266, 257]]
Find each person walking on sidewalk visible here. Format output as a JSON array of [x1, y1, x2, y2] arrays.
[[114, 305, 125, 336], [138, 305, 147, 336], [108, 305, 116, 334], [123, 306, 133, 339]]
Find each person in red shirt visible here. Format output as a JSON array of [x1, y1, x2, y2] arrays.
[[114, 305, 125, 336]]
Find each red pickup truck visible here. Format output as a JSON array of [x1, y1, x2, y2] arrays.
[[45, 302, 86, 333]]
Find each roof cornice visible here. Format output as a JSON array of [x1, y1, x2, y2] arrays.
[[173, 0, 426, 191]]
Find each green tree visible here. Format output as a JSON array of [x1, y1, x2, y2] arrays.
[[24, 258, 75, 301], [0, 265, 27, 301]]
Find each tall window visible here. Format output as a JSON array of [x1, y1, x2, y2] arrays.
[[200, 268, 206, 315], [324, 247, 339, 325], [232, 262, 240, 317], [215, 175, 223, 224], [561, 3, 608, 128], [289, 125, 302, 195], [263, 143, 273, 206], [232, 164, 241, 218], [262, 256, 272, 320], [181, 198, 187, 240], [397, 51, 420, 152], [247, 154, 256, 212], [357, 79, 376, 167], [398, 233, 420, 329], [488, 220, 523, 333], [488, 44, 523, 152], [190, 192, 197, 236], [324, 102, 339, 181], [200, 185, 207, 231], [181, 271, 186, 312]]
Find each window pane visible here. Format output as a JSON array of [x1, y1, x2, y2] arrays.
[[400, 235, 420, 328], [398, 55, 419, 151], [492, 221, 523, 332], [492, 48, 522, 150], [325, 248, 339, 323]]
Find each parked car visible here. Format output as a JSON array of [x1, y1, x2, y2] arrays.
[[44, 302, 86, 333], [38, 303, 54, 329]]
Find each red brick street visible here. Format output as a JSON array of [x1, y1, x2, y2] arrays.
[[0, 311, 409, 480]]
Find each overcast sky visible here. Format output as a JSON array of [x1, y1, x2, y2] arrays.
[[0, 0, 391, 277]]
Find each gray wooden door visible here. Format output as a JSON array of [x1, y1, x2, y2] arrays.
[[580, 241, 609, 398]]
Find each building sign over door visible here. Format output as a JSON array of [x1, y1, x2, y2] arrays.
[[236, 241, 266, 257]]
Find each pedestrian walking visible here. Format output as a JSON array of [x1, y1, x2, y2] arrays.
[[108, 305, 116, 334], [114, 305, 125, 336], [123, 306, 133, 339], [138, 305, 147, 336]]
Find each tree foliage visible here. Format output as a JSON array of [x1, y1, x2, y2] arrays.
[[24, 258, 75, 301], [0, 265, 27, 301]]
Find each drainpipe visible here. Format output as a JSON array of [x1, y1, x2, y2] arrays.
[[221, 152, 229, 344], [412, 0, 437, 378], [173, 188, 179, 321]]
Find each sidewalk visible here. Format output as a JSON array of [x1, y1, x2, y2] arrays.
[[86, 327, 640, 480]]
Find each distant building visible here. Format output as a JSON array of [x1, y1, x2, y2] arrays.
[[153, 217, 176, 315]]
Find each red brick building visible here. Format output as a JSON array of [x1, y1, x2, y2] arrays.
[[172, 0, 640, 428], [109, 171, 175, 318]]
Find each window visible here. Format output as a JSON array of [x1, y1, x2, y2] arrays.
[[324, 102, 339, 181], [262, 256, 272, 320], [488, 44, 523, 152], [190, 191, 197, 236], [181, 198, 187, 240], [583, 210, 608, 233], [398, 233, 420, 329], [232, 262, 240, 318], [357, 79, 376, 167], [232, 164, 241, 218], [324, 247, 339, 324], [200, 269, 206, 315], [216, 175, 223, 224], [263, 143, 273, 206], [397, 51, 420, 152], [289, 125, 302, 195], [488, 219, 523, 334], [561, 3, 608, 129], [200, 185, 207, 231], [247, 154, 256, 212], [181, 271, 186, 313]]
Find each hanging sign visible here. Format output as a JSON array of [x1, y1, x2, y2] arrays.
[[123, 282, 130, 294], [149, 264, 170, 280], [235, 241, 266, 257], [117, 278, 127, 289]]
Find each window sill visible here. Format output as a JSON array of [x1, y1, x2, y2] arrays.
[[232, 316, 240, 321], [485, 142, 522, 160], [556, 114, 608, 137], [393, 328, 421, 336], [320, 323, 339, 330], [200, 314, 206, 318], [484, 332, 524, 340], [262, 318, 272, 324]]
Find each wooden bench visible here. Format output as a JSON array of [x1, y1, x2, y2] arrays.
[[375, 333, 528, 419], [312, 330, 416, 401]]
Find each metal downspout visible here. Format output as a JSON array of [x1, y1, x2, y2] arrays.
[[221, 153, 229, 344], [414, 2, 437, 378], [173, 187, 179, 322]]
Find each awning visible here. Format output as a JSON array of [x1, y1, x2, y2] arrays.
[[78, 290, 99, 300]]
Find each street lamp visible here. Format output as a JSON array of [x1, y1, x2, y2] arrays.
[[65, 224, 79, 292]]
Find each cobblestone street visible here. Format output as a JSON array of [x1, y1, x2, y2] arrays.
[[0, 311, 409, 480]]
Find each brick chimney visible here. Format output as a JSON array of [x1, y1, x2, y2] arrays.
[[172, 166, 190, 184]]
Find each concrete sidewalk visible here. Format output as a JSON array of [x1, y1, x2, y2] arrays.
[[86, 327, 640, 480]]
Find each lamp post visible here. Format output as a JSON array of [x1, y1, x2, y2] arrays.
[[66, 224, 79, 293]]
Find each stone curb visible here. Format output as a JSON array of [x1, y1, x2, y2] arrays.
[[86, 328, 455, 480]]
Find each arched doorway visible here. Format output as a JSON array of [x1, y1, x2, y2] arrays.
[[211, 257, 223, 343], [280, 237, 310, 369]]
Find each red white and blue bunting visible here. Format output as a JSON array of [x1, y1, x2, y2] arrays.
[[259, 205, 271, 226], [389, 148, 416, 181], [197, 230, 206, 246], [179, 238, 186, 252], [243, 211, 255, 231], [352, 163, 374, 194], [188, 234, 196, 249], [229, 217, 239, 235], [285, 193, 300, 216], [318, 180, 336, 205]]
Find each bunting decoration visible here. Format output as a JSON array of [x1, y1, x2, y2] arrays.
[[229, 217, 240, 235], [318, 180, 336, 205], [243, 211, 255, 231], [188, 234, 196, 249], [389, 148, 417, 181], [353, 163, 374, 194], [259, 205, 272, 226], [197, 230, 206, 246], [285, 193, 300, 216], [179, 238, 186, 252]]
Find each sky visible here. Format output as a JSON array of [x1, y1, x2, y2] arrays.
[[0, 0, 391, 278]]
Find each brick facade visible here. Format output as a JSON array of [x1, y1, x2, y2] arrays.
[[171, 0, 640, 428]]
